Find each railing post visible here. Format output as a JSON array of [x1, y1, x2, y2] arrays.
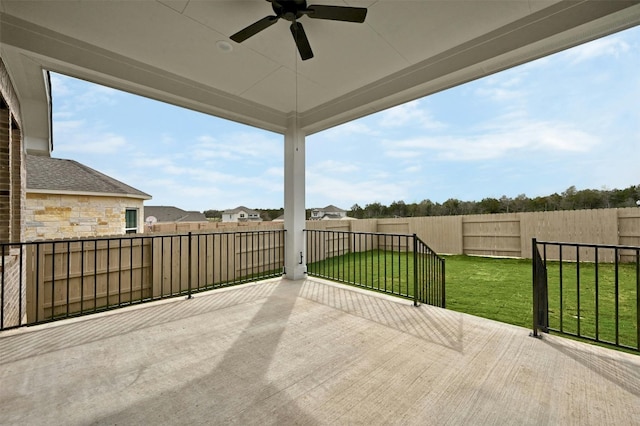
[[1, 244, 5, 330], [413, 234, 418, 307], [441, 259, 446, 309], [187, 232, 193, 299], [531, 238, 538, 337], [531, 238, 548, 338]]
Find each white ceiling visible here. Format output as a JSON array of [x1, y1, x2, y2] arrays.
[[1, 0, 640, 152]]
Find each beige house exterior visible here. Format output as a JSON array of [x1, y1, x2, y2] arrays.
[[25, 154, 151, 240], [222, 206, 263, 223], [309, 205, 349, 220]]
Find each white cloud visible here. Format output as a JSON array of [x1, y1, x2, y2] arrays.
[[265, 167, 284, 177], [50, 74, 73, 97], [306, 173, 409, 207], [475, 86, 525, 102], [378, 100, 445, 129], [475, 70, 528, 103], [311, 160, 359, 174], [53, 75, 120, 114], [322, 121, 379, 139], [563, 36, 630, 64], [383, 117, 599, 161], [194, 132, 281, 160], [54, 124, 128, 155]]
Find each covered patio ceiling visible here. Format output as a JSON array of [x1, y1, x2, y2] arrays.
[[2, 0, 640, 154]]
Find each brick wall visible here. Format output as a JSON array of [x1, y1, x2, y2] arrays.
[[1, 246, 27, 328], [0, 105, 10, 242], [1, 57, 27, 328], [24, 193, 145, 240], [11, 121, 24, 242]]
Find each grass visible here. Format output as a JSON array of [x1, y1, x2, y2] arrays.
[[447, 254, 639, 352], [545, 260, 639, 347], [444, 255, 535, 328], [309, 251, 639, 352], [307, 249, 438, 299]]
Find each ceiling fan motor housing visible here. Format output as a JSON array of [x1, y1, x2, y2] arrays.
[[230, 0, 367, 60], [273, 0, 307, 21]]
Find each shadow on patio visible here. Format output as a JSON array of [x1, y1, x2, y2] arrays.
[[1, 277, 639, 425]]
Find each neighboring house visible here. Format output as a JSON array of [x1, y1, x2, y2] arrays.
[[25, 154, 152, 240], [222, 206, 263, 223], [144, 206, 207, 224], [309, 205, 349, 220]]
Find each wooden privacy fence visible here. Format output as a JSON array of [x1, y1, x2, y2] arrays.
[[306, 207, 640, 261], [25, 230, 285, 323]]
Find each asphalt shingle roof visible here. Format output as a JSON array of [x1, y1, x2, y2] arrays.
[[26, 154, 151, 199], [320, 205, 346, 213], [144, 206, 207, 223], [223, 206, 260, 215]]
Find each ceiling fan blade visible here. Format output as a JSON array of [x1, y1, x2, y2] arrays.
[[290, 22, 313, 60], [230, 15, 279, 43], [305, 5, 367, 23]]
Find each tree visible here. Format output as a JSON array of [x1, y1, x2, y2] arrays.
[[364, 202, 385, 218], [417, 199, 435, 217], [478, 197, 501, 214], [442, 198, 461, 216], [389, 200, 408, 217], [203, 209, 222, 219], [349, 203, 364, 219]]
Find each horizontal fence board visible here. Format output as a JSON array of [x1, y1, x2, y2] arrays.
[[307, 207, 639, 261]]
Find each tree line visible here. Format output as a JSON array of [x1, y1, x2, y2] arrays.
[[348, 185, 640, 219], [203, 184, 639, 220]]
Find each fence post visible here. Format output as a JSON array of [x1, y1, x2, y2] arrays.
[[413, 234, 418, 306], [187, 232, 193, 299]]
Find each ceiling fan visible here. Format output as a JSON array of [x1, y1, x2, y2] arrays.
[[230, 0, 367, 61]]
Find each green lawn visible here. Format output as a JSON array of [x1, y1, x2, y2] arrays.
[[308, 250, 417, 296], [309, 252, 639, 351], [444, 255, 534, 328], [444, 255, 639, 351]]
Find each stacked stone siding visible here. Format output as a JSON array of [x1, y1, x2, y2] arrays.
[[25, 193, 144, 240]]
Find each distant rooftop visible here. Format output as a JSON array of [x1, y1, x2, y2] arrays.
[[223, 206, 260, 215], [26, 154, 151, 199], [312, 205, 346, 213], [145, 206, 207, 223]]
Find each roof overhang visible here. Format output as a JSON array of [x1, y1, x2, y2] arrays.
[[26, 188, 152, 201]]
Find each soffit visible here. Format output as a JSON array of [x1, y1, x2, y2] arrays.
[[1, 0, 639, 141]]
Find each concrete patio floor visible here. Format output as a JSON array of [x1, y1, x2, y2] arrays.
[[1, 277, 639, 425]]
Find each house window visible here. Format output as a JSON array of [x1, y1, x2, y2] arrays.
[[239, 213, 245, 218], [125, 208, 138, 234]]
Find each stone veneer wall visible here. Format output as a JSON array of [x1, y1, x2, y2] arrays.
[[25, 193, 145, 240]]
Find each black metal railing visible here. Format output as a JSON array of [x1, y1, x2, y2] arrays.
[[0, 230, 285, 331], [532, 238, 640, 352], [305, 230, 445, 307]]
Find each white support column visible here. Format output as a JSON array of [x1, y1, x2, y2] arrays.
[[283, 115, 306, 280]]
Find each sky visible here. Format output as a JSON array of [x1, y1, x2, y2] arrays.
[[50, 25, 640, 213]]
